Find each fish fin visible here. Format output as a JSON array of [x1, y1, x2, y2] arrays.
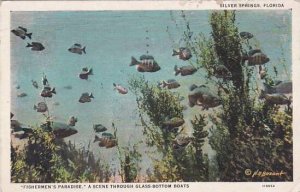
[[26, 43, 31, 47], [20, 36, 26, 40], [74, 43, 81, 47], [51, 88, 56, 94], [259, 65, 262, 72], [90, 93, 94, 98], [94, 135, 99, 143], [162, 81, 167, 88], [189, 84, 198, 91], [88, 68, 93, 75], [18, 26, 27, 32], [113, 83, 116, 87], [33, 105, 37, 110], [130, 57, 138, 66], [26, 33, 32, 39], [263, 83, 274, 94], [174, 65, 180, 76], [82, 46, 86, 54], [172, 49, 178, 56]]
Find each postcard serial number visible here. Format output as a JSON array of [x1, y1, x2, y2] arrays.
[[262, 184, 275, 188]]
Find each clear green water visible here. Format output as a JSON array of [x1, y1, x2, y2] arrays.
[[11, 10, 292, 171]]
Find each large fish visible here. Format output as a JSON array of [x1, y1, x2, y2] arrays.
[[172, 47, 192, 61], [162, 117, 185, 128], [26, 42, 45, 51], [79, 92, 94, 103], [260, 93, 291, 106], [188, 85, 221, 110], [68, 43, 86, 55], [159, 79, 180, 89], [33, 102, 48, 113], [40, 86, 56, 98], [130, 56, 161, 72], [79, 67, 93, 80], [93, 124, 107, 133], [248, 49, 262, 56], [263, 80, 292, 94], [174, 65, 197, 76], [113, 83, 128, 94], [213, 65, 231, 79], [240, 31, 254, 39], [173, 135, 192, 150], [94, 135, 117, 148], [11, 26, 32, 40], [40, 122, 78, 138], [246, 52, 270, 66], [11, 120, 32, 134]]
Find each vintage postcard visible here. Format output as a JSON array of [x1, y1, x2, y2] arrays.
[[1, 1, 300, 191]]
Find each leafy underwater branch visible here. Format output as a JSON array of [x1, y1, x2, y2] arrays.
[[180, 10, 292, 181], [128, 76, 210, 181]]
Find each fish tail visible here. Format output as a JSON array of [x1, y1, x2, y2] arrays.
[[82, 46, 86, 54], [162, 81, 167, 88], [90, 93, 94, 98], [33, 105, 37, 110], [88, 68, 93, 75], [26, 33, 32, 39], [130, 57, 138, 66], [172, 49, 179, 56], [51, 88, 56, 94], [174, 65, 180, 76], [26, 43, 32, 47], [94, 135, 99, 143], [263, 83, 274, 94]]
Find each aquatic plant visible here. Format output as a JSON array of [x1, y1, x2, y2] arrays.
[[11, 127, 112, 183], [182, 10, 292, 181], [117, 143, 142, 183], [128, 76, 209, 182]]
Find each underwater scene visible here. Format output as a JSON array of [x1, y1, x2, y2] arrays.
[[10, 10, 292, 182]]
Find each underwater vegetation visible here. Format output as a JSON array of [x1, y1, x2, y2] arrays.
[[11, 128, 112, 183], [11, 10, 292, 182]]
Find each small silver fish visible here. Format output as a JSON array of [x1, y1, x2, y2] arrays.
[[63, 85, 72, 90], [174, 65, 197, 76], [79, 92, 94, 103], [163, 117, 185, 128], [31, 80, 38, 89], [113, 83, 128, 94], [68, 43, 86, 55], [79, 67, 93, 80], [33, 102, 48, 113], [17, 92, 27, 98], [11, 26, 32, 40], [160, 79, 180, 89], [93, 124, 108, 133], [26, 42, 45, 51], [40, 86, 56, 98], [172, 47, 192, 61]]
